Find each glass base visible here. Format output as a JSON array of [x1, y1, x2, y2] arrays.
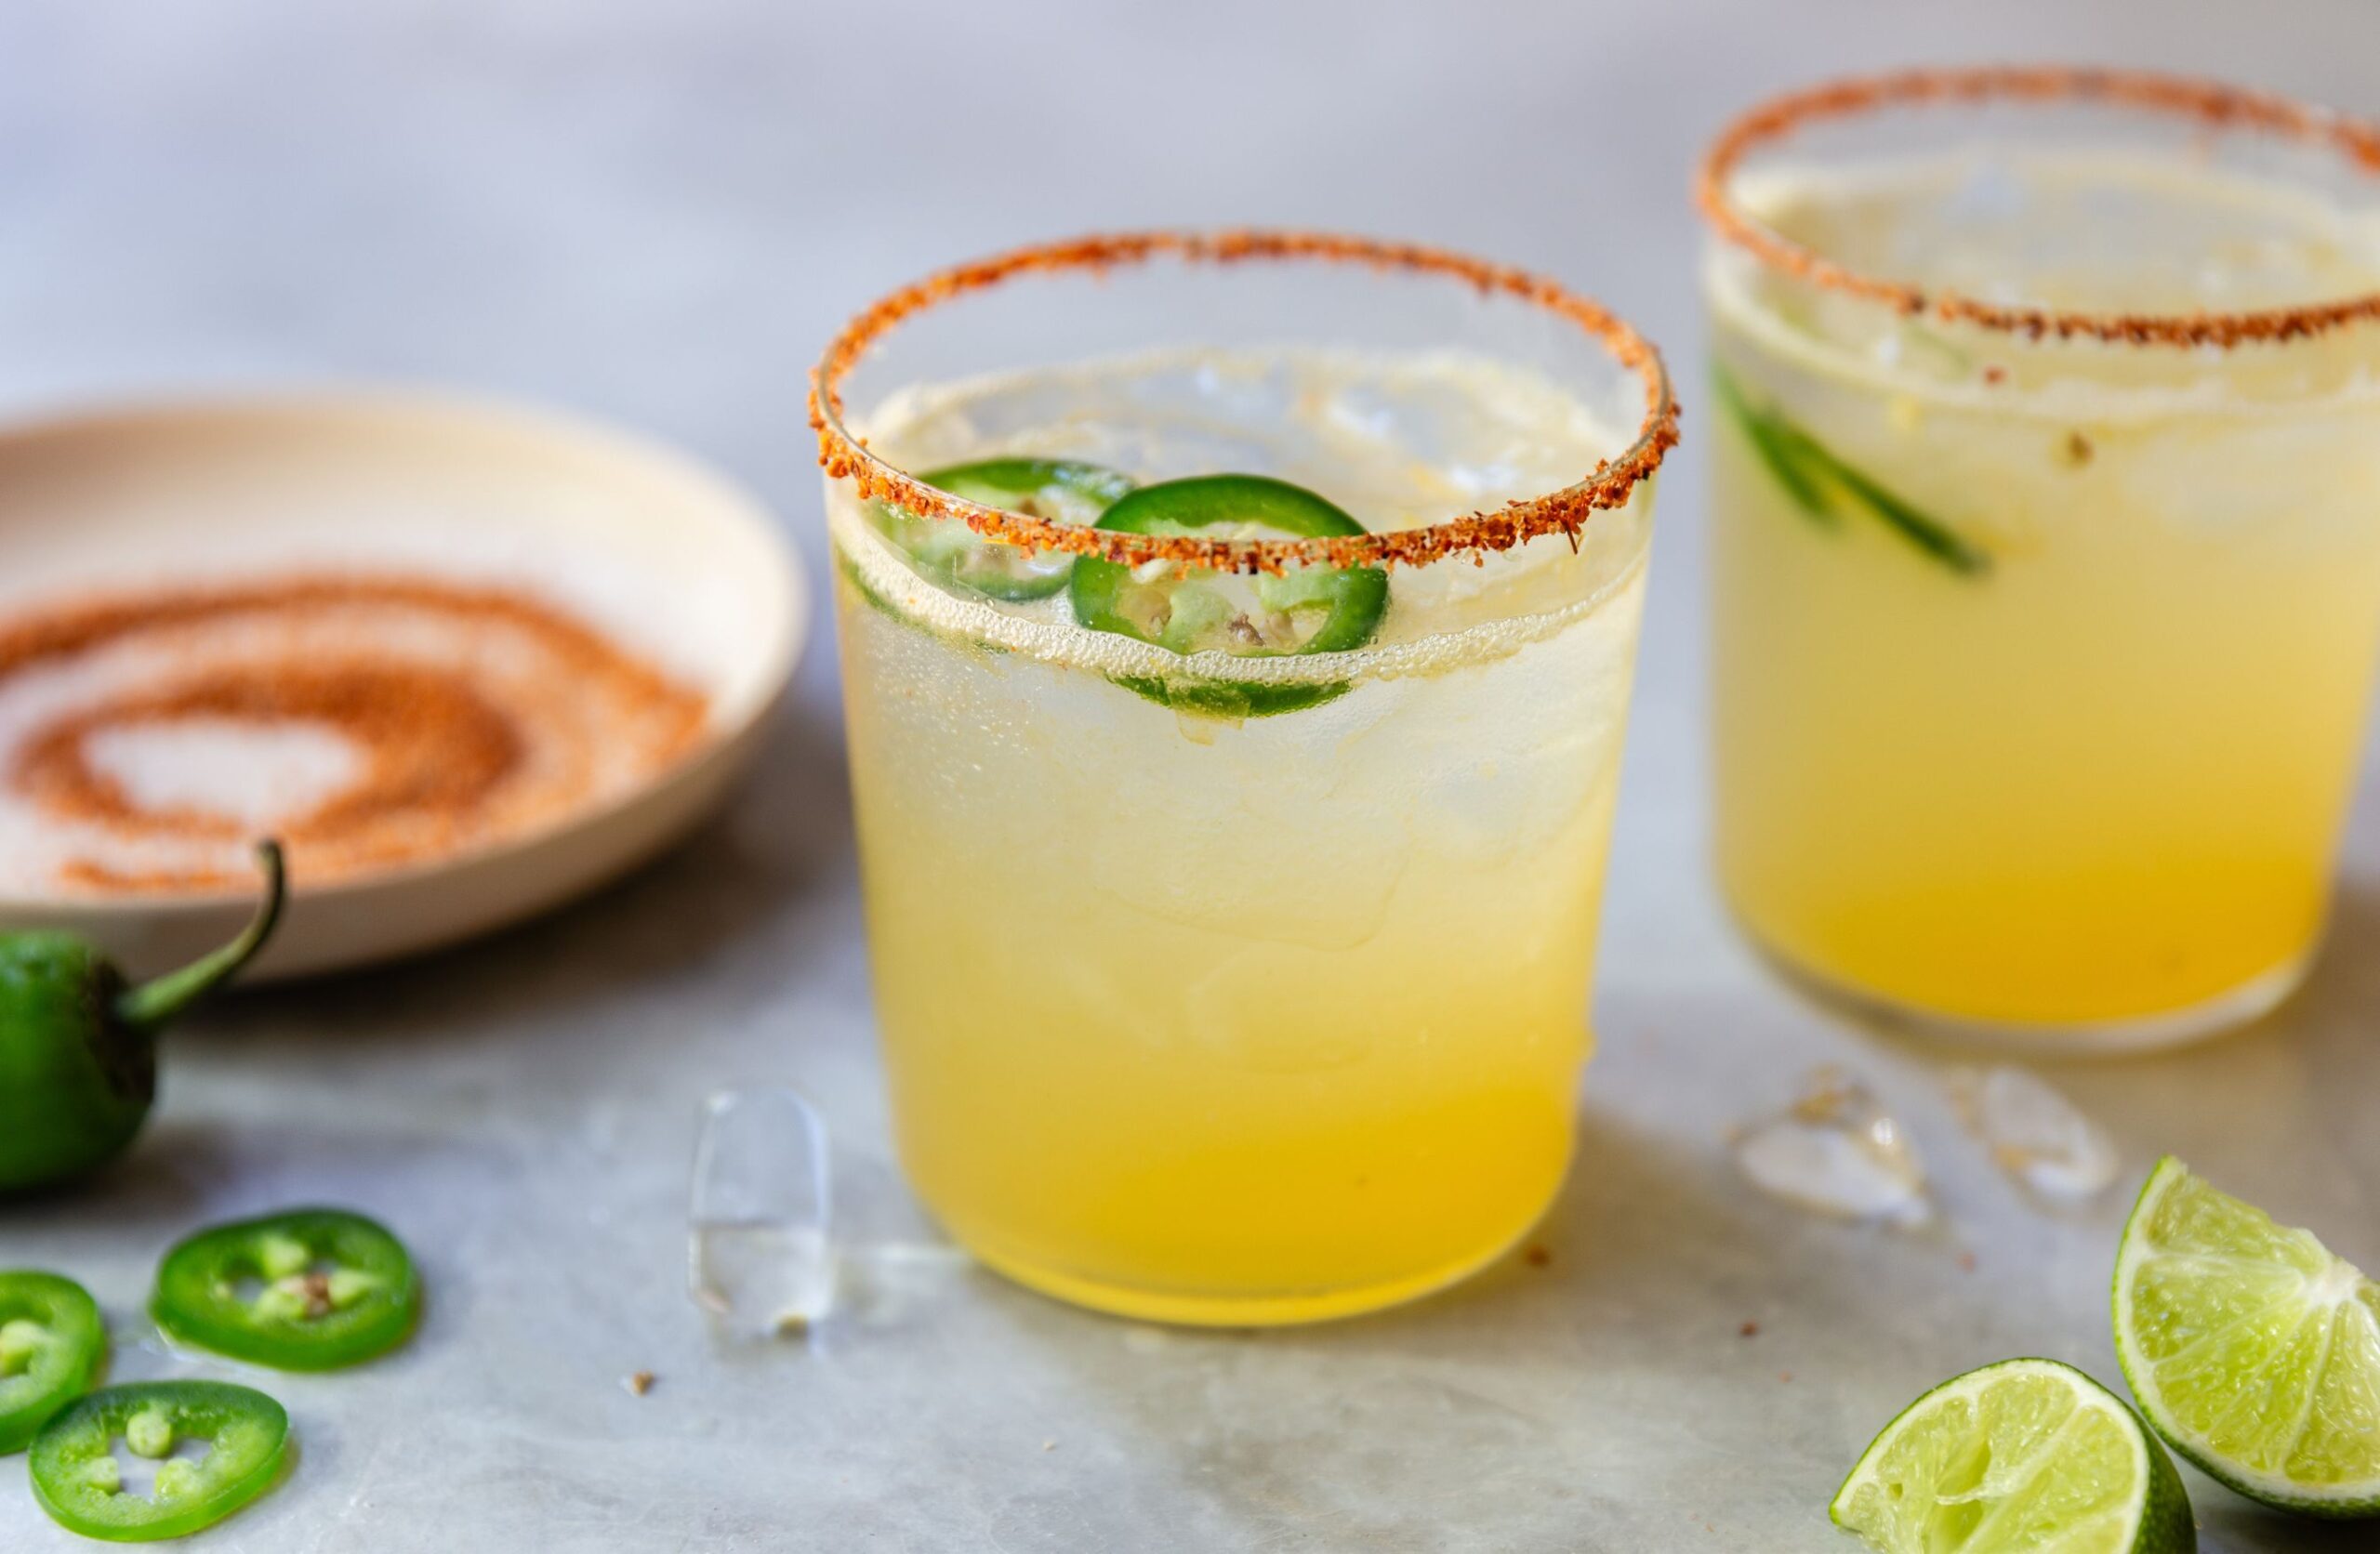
[[944, 1192, 1558, 1327], [1749, 939, 2312, 1059]]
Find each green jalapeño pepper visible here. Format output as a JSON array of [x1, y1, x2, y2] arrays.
[[1069, 474, 1390, 717], [152, 1207, 419, 1371], [0, 840, 285, 1195], [872, 458, 1135, 600], [0, 1271, 105, 1453], [32, 1380, 288, 1542]]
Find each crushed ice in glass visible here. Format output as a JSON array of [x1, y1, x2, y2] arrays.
[[1732, 1067, 1931, 1227], [1950, 1065, 2120, 1203], [689, 1087, 835, 1337]]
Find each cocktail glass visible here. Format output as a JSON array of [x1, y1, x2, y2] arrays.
[[1699, 69, 2380, 1052], [812, 231, 1674, 1324]]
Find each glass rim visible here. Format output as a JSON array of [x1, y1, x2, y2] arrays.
[[807, 229, 1677, 573], [1694, 65, 2380, 349]]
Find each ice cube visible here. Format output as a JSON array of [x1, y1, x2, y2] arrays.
[[1950, 1066, 2120, 1204], [688, 1088, 834, 1336], [1733, 1067, 1930, 1227]]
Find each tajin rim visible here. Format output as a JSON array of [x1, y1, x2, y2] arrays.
[[808, 229, 1677, 573], [1695, 65, 2380, 348]]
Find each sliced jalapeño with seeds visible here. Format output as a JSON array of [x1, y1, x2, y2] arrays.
[[0, 1271, 105, 1454], [152, 1207, 419, 1372], [871, 458, 1134, 600], [31, 1380, 288, 1542], [1069, 474, 1390, 718]]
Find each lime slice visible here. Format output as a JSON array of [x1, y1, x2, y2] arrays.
[[2112, 1155, 2380, 1519], [1831, 1358, 2195, 1554]]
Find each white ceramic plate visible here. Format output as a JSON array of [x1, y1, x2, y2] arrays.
[[0, 389, 806, 979]]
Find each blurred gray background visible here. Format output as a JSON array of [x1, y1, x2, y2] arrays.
[[3, 4, 2378, 1551]]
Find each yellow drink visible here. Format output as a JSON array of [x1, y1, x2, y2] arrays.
[[821, 294, 1664, 1324], [1704, 114, 2380, 1045]]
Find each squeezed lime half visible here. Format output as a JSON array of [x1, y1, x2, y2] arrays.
[[1831, 1358, 2195, 1553], [2113, 1155, 2380, 1519]]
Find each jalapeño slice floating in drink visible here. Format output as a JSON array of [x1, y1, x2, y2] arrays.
[[1071, 474, 1389, 717], [873, 458, 1133, 600]]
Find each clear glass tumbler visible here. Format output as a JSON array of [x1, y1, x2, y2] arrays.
[[1699, 69, 2380, 1052], [813, 231, 1674, 1324]]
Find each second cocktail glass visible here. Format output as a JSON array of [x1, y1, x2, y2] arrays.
[[813, 232, 1674, 1324], [1699, 69, 2380, 1052]]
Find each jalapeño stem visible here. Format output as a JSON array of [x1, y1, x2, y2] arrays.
[[113, 841, 285, 1037]]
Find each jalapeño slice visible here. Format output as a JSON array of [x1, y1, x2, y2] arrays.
[[871, 458, 1134, 600], [152, 1208, 419, 1372], [32, 1381, 288, 1542], [1712, 361, 1989, 577], [0, 1271, 105, 1454], [1069, 474, 1390, 718]]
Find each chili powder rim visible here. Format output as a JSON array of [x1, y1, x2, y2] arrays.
[[808, 230, 1677, 573], [1695, 65, 2380, 348]]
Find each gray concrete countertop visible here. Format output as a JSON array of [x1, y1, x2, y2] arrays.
[[3, 4, 2377, 1548]]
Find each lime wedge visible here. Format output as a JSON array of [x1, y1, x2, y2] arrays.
[[2112, 1156, 2380, 1519], [1831, 1358, 2195, 1553]]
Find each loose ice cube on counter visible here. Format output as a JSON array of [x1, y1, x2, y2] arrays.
[[1950, 1065, 2121, 1204], [688, 1088, 835, 1337], [1733, 1067, 1931, 1227]]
